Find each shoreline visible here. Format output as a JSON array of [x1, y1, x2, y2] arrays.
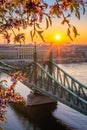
[[1, 58, 87, 66]]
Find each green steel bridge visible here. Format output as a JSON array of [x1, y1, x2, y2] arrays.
[[0, 60, 18, 72], [0, 46, 87, 116], [27, 61, 87, 116]]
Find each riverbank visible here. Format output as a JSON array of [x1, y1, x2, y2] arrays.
[[1, 57, 87, 67], [54, 57, 87, 64]]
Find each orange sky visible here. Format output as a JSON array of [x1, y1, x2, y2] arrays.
[[25, 13, 87, 45], [0, 12, 87, 45]]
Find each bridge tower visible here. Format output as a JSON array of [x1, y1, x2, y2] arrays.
[[48, 42, 53, 75], [33, 42, 37, 85]]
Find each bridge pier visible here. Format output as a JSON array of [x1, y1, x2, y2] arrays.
[[27, 92, 57, 106]]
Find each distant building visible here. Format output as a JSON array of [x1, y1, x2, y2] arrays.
[[0, 44, 50, 60], [16, 46, 34, 59], [0, 44, 87, 62]]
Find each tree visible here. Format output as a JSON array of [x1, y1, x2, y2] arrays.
[[0, 0, 86, 44], [0, 71, 25, 122]]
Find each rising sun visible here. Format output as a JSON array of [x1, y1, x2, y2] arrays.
[[55, 35, 61, 40]]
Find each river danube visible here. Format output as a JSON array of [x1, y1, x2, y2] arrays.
[[0, 62, 87, 130]]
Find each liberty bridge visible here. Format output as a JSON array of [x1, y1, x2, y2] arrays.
[[0, 43, 87, 116]]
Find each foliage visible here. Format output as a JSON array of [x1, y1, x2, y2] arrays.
[[0, 0, 86, 43], [0, 71, 26, 122]]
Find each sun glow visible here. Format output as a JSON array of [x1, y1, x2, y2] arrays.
[[55, 35, 61, 40]]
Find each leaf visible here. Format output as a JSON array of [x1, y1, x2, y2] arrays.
[[73, 26, 80, 37], [61, 18, 69, 25], [66, 14, 71, 18], [36, 30, 45, 42], [67, 28, 73, 41], [56, 12, 61, 18], [35, 23, 42, 29], [45, 13, 52, 26], [47, 15, 52, 26], [82, 5, 85, 15], [30, 30, 33, 42], [70, 5, 74, 13], [72, 26, 77, 38], [75, 10, 80, 19], [45, 17, 49, 29], [30, 29, 36, 42], [43, 2, 48, 8]]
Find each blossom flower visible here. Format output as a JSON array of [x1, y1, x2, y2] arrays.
[[0, 71, 25, 122]]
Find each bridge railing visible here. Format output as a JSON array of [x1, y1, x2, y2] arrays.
[[49, 62, 87, 100], [29, 62, 87, 116], [0, 60, 19, 73], [0, 60, 15, 69]]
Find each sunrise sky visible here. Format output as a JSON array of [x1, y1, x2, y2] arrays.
[[31, 0, 87, 45], [0, 0, 87, 45], [23, 10, 87, 45]]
